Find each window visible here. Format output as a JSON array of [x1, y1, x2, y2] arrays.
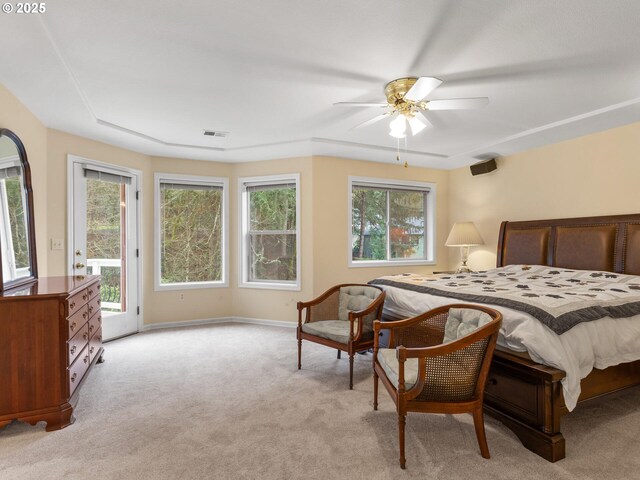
[[349, 177, 435, 266], [154, 174, 228, 290], [239, 174, 300, 290]]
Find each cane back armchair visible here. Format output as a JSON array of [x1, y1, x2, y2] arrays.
[[373, 304, 502, 468], [297, 284, 385, 389]]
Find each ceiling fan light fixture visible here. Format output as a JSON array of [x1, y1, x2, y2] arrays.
[[408, 116, 427, 135], [389, 115, 407, 138]]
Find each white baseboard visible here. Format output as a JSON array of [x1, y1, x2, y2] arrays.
[[232, 317, 297, 329], [141, 316, 296, 332]]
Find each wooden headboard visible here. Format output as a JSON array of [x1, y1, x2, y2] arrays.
[[496, 213, 640, 275]]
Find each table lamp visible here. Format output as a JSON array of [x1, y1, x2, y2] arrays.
[[445, 222, 484, 273]]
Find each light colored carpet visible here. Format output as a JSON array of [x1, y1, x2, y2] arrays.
[[1, 323, 639, 480]]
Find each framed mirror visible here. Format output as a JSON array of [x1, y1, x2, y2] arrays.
[[0, 128, 37, 292]]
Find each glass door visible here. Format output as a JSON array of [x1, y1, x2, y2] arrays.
[[70, 159, 140, 340]]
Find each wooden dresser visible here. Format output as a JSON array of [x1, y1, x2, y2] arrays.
[[0, 275, 103, 431]]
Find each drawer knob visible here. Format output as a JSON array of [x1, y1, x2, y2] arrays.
[[70, 322, 76, 332], [82, 294, 88, 300], [71, 373, 77, 383], [83, 312, 87, 319], [70, 345, 77, 354], [84, 355, 89, 364], [90, 346, 94, 354], [88, 289, 94, 296], [89, 325, 94, 333], [89, 306, 94, 314], [83, 332, 88, 340], [70, 301, 76, 309]]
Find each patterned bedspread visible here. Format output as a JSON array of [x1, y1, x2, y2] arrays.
[[369, 265, 640, 334]]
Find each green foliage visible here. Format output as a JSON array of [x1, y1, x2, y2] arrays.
[[86, 179, 121, 260], [5, 177, 29, 268], [351, 187, 425, 261], [249, 187, 297, 281], [161, 187, 223, 284]]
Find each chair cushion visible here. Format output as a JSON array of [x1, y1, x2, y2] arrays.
[[338, 286, 381, 334], [443, 308, 493, 343], [377, 348, 419, 389], [302, 320, 374, 344]]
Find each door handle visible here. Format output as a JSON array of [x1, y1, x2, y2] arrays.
[[75, 262, 85, 269]]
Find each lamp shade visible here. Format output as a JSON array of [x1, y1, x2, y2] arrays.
[[445, 222, 484, 247]]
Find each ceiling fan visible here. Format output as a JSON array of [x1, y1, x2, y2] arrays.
[[335, 77, 489, 138]]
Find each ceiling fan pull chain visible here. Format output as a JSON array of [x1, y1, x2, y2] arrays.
[[404, 136, 409, 168], [396, 137, 400, 163]]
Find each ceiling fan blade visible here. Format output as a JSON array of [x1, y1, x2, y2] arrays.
[[409, 111, 433, 135], [334, 102, 388, 108], [404, 77, 443, 102], [351, 113, 389, 130], [425, 97, 489, 110]]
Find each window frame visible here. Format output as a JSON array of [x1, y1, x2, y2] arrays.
[[154, 173, 229, 291], [347, 176, 436, 268], [238, 173, 301, 291]]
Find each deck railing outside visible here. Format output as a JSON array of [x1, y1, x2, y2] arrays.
[[86, 258, 122, 312]]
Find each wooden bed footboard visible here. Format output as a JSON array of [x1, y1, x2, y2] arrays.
[[484, 350, 640, 462]]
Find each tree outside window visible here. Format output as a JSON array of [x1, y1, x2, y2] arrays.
[[351, 180, 433, 264], [156, 175, 227, 289], [240, 175, 300, 289]]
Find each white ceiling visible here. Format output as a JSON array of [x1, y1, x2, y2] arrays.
[[2, 0, 640, 169]]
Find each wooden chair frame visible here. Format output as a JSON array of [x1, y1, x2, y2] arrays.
[[373, 304, 502, 468], [297, 284, 385, 389]]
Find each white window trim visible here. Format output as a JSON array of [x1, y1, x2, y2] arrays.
[[347, 176, 436, 268], [238, 173, 301, 291], [154, 173, 229, 291]]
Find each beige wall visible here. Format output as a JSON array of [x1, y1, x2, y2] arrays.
[[448, 121, 640, 271], [0, 84, 48, 275], [46, 129, 150, 276], [16, 84, 640, 327], [312, 156, 450, 293]]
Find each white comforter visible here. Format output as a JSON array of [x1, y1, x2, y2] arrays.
[[381, 284, 640, 411]]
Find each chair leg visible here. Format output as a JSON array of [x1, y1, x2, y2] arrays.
[[297, 337, 302, 370], [472, 407, 490, 459], [373, 370, 379, 410], [398, 413, 407, 469], [349, 353, 354, 390], [337, 349, 341, 359]]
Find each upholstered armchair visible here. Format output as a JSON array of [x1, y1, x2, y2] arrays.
[[373, 304, 502, 468], [297, 284, 385, 389]]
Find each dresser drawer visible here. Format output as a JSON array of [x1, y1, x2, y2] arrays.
[[88, 310, 102, 339], [68, 346, 90, 397], [68, 324, 89, 366], [89, 327, 102, 364], [67, 306, 89, 338], [87, 294, 101, 319], [87, 282, 101, 301], [68, 288, 89, 316]]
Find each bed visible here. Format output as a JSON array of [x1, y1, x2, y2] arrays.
[[371, 213, 640, 462]]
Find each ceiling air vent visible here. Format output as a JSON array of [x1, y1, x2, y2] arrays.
[[203, 130, 229, 138]]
